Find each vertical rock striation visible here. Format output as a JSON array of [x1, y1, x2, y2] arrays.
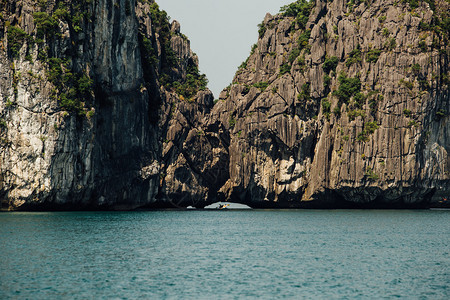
[[0, 0, 448, 210], [0, 0, 213, 210], [204, 0, 449, 208]]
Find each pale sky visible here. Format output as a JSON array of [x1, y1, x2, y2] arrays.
[[158, 0, 294, 98]]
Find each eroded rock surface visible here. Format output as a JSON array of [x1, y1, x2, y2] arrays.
[[0, 0, 213, 210], [203, 0, 449, 208], [0, 0, 449, 210]]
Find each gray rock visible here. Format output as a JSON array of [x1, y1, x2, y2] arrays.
[[0, 0, 448, 210], [200, 0, 450, 208], [0, 0, 213, 210]]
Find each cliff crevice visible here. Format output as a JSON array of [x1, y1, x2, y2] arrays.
[[0, 0, 214, 210], [200, 0, 449, 208], [0, 0, 449, 210]]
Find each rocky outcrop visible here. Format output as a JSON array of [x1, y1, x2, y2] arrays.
[[0, 0, 213, 210], [202, 0, 449, 208], [1, 0, 449, 210]]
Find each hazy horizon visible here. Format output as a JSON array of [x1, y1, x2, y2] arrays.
[[158, 0, 294, 98]]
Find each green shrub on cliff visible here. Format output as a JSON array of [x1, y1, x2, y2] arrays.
[[399, 79, 414, 90], [142, 2, 208, 99], [365, 167, 379, 181], [357, 122, 379, 142], [297, 83, 311, 103], [346, 46, 362, 67], [239, 58, 249, 70], [33, 12, 58, 41], [366, 49, 382, 63], [357, 132, 369, 142], [47, 57, 64, 84], [322, 56, 339, 73], [54, 8, 69, 20], [258, 22, 266, 38], [77, 74, 93, 96], [280, 0, 314, 29], [58, 92, 84, 114], [323, 74, 331, 89], [384, 38, 397, 50], [411, 63, 421, 74], [418, 40, 427, 52], [149, 3, 169, 27], [171, 62, 208, 100], [402, 0, 435, 10], [286, 30, 311, 69], [438, 16, 450, 40], [403, 109, 413, 117], [408, 120, 419, 128], [253, 81, 269, 91], [436, 109, 447, 118], [163, 41, 179, 68], [333, 106, 342, 117], [348, 109, 365, 121], [333, 73, 362, 104], [297, 30, 311, 51], [46, 57, 93, 115], [147, 3, 178, 72], [279, 63, 291, 76], [365, 122, 379, 135], [289, 47, 301, 64], [353, 92, 366, 109], [140, 33, 158, 67], [7, 26, 30, 57], [250, 44, 258, 55], [347, 0, 364, 12], [322, 99, 331, 119]]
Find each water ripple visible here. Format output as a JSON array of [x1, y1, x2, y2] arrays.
[[0, 210, 449, 299]]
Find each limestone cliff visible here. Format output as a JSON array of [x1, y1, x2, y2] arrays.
[[1, 0, 449, 210], [201, 0, 450, 208], [0, 0, 213, 210]]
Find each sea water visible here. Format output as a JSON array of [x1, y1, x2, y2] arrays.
[[0, 209, 449, 299]]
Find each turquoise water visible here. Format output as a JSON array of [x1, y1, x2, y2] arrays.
[[0, 210, 449, 299]]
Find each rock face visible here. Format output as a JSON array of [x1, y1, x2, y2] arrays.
[[203, 0, 450, 208], [0, 0, 449, 210], [0, 0, 213, 210]]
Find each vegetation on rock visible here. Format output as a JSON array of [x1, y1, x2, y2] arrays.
[[258, 22, 266, 38], [47, 58, 93, 115], [297, 83, 311, 103], [253, 82, 269, 92], [141, 2, 208, 100], [333, 73, 362, 104], [280, 0, 314, 29], [346, 45, 362, 67], [322, 56, 339, 73], [33, 12, 58, 41], [7, 26, 30, 57], [366, 49, 382, 63], [171, 63, 208, 99], [1, 0, 448, 209], [279, 63, 291, 76], [365, 167, 379, 181]]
